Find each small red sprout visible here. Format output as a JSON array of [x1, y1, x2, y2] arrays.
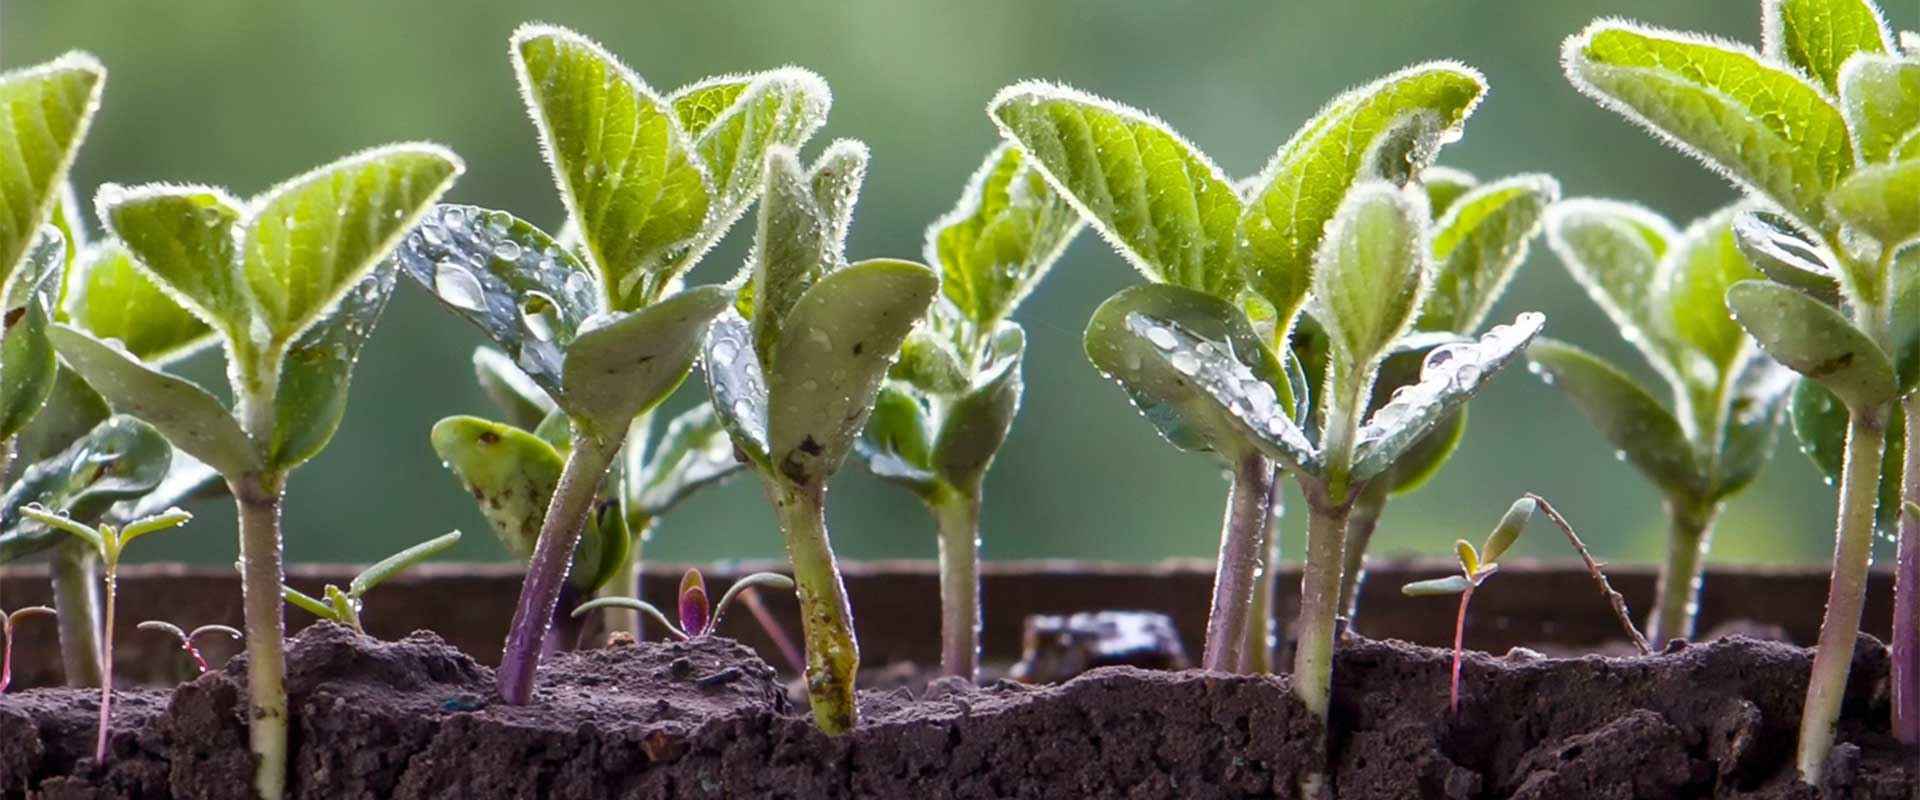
[[138, 621, 243, 675], [1, 605, 56, 694], [573, 569, 794, 641]]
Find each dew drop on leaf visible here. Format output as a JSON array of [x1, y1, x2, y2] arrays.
[[433, 261, 487, 312], [493, 242, 523, 262], [520, 293, 562, 342]]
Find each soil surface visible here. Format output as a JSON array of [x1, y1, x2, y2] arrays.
[[1, 624, 1912, 799]]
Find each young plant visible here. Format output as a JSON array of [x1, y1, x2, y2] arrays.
[[856, 143, 1083, 679], [1562, 0, 1919, 775], [702, 142, 939, 733], [399, 25, 826, 705], [572, 568, 793, 640], [1528, 203, 1794, 644], [50, 145, 463, 798], [19, 504, 192, 764], [282, 530, 462, 635], [137, 621, 242, 676], [0, 605, 55, 694]]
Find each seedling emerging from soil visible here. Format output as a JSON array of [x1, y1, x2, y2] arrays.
[[573, 568, 793, 640], [701, 140, 939, 734], [399, 25, 825, 705], [137, 621, 242, 676], [282, 531, 462, 635], [1529, 204, 1793, 644], [53, 144, 462, 798], [20, 503, 191, 763], [1563, 0, 1919, 775], [0, 605, 55, 694], [856, 143, 1083, 679]]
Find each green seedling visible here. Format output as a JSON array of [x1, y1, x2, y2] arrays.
[[52, 145, 462, 799], [282, 530, 462, 635], [400, 26, 826, 706], [702, 140, 939, 734], [572, 568, 793, 640], [0, 605, 55, 694], [1562, 0, 1919, 775], [21, 504, 191, 764], [1404, 494, 1648, 712], [137, 621, 242, 676], [856, 143, 1083, 679], [1529, 204, 1794, 645]]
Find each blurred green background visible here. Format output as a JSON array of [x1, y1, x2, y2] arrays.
[[4, 1, 1912, 570]]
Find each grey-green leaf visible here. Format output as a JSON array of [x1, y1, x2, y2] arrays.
[[1710, 355, 1796, 499], [0, 53, 104, 289], [1730, 210, 1843, 305], [1349, 312, 1545, 483], [1419, 173, 1559, 333], [1764, 0, 1892, 95], [889, 329, 971, 395], [95, 184, 249, 341], [429, 415, 562, 562], [1726, 279, 1897, 409], [627, 402, 743, 517], [1660, 206, 1761, 376], [858, 383, 936, 494], [265, 264, 396, 470], [47, 324, 258, 477], [1307, 181, 1431, 371], [350, 530, 461, 597], [1825, 158, 1920, 248], [1527, 337, 1704, 500], [1837, 54, 1920, 163], [932, 326, 1026, 493], [745, 143, 870, 363], [63, 242, 215, 365], [927, 143, 1085, 327], [702, 309, 769, 468], [1544, 199, 1686, 382], [0, 415, 171, 563], [9, 366, 107, 472], [561, 285, 734, 435], [1402, 575, 1473, 596]]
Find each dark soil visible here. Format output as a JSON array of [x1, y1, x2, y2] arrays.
[[1, 624, 1912, 799]]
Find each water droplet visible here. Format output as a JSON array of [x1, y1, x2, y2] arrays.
[[493, 242, 523, 262], [521, 293, 562, 342], [434, 261, 487, 312], [1170, 351, 1200, 376], [1144, 326, 1178, 351], [443, 208, 466, 228]]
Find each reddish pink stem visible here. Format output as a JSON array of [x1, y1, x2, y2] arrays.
[[183, 642, 210, 674], [1, 621, 15, 694], [1450, 583, 1474, 714], [96, 572, 116, 763]]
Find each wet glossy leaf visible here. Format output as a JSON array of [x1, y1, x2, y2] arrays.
[[933, 326, 1026, 493], [626, 402, 743, 517], [429, 416, 562, 562], [1661, 207, 1761, 374], [1307, 181, 1431, 371], [1240, 63, 1485, 320], [1565, 23, 1855, 229], [1836, 55, 1920, 162], [473, 347, 556, 431], [242, 144, 461, 344], [1789, 380, 1906, 532], [395, 204, 601, 398], [62, 242, 214, 365], [1382, 408, 1467, 495], [349, 530, 460, 597], [0, 228, 65, 440], [1764, 0, 1892, 94], [858, 383, 936, 494], [670, 68, 831, 253], [1825, 158, 1920, 248], [266, 264, 395, 470], [989, 82, 1241, 297], [1349, 312, 1545, 483], [889, 329, 970, 395], [702, 309, 770, 467], [561, 285, 733, 434], [1726, 280, 1897, 410], [767, 259, 939, 485], [1527, 337, 1704, 500], [95, 185, 249, 340], [1545, 199, 1687, 382], [1731, 210, 1843, 305], [0, 53, 103, 288], [1419, 174, 1558, 333], [1422, 167, 1479, 217], [47, 324, 259, 477], [0, 415, 170, 563], [515, 25, 711, 310], [1710, 355, 1796, 499], [928, 143, 1085, 327], [744, 142, 868, 363]]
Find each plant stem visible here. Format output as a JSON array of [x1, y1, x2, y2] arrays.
[[49, 540, 102, 687], [1335, 480, 1390, 629], [94, 559, 116, 763], [232, 472, 289, 800], [1527, 493, 1650, 654], [1891, 393, 1918, 745], [1, 620, 15, 693], [1201, 453, 1274, 673], [1294, 480, 1353, 720], [1796, 404, 1890, 783], [1646, 499, 1718, 645], [930, 487, 982, 680], [498, 430, 622, 705], [1241, 469, 1286, 674], [1450, 582, 1474, 714], [768, 478, 859, 734], [601, 516, 653, 638]]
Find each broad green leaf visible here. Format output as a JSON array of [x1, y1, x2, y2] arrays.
[[1527, 338, 1704, 500], [9, 366, 106, 471], [927, 143, 1085, 327], [889, 329, 970, 395], [1544, 199, 1686, 381], [265, 264, 395, 470], [626, 402, 743, 517], [1, 228, 65, 439], [473, 347, 556, 430], [0, 415, 170, 563], [243, 143, 461, 344], [702, 310, 769, 467], [1422, 166, 1479, 216], [1349, 312, 1545, 483], [1825, 158, 1920, 247], [1731, 210, 1843, 304], [1306, 181, 1431, 371], [1419, 173, 1559, 333], [1240, 63, 1485, 320], [561, 284, 733, 434], [0, 54, 103, 288], [1891, 246, 1917, 392], [63, 242, 215, 365], [670, 68, 831, 246], [514, 25, 711, 310], [989, 82, 1242, 297], [1565, 23, 1856, 229], [1764, 0, 1892, 94], [1084, 283, 1311, 470], [932, 325, 1026, 493], [429, 415, 562, 562], [1711, 355, 1796, 498], [349, 530, 461, 597], [745, 143, 870, 363], [1836, 55, 1920, 162], [1660, 207, 1760, 374], [395, 204, 600, 398], [95, 184, 248, 338], [107, 451, 221, 527], [1726, 280, 1898, 409], [1790, 380, 1906, 532], [46, 324, 259, 477], [767, 259, 939, 485], [859, 383, 936, 493]]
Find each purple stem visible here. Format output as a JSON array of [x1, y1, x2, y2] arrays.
[[498, 432, 622, 705]]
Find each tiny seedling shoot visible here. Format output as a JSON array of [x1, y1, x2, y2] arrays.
[[20, 503, 192, 764], [1, 605, 55, 694], [137, 621, 243, 676], [281, 530, 462, 636], [572, 568, 793, 641]]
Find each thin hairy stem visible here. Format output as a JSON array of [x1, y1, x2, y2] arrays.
[[1242, 469, 1286, 674], [769, 478, 859, 733], [1203, 454, 1274, 673], [94, 560, 117, 763], [1893, 394, 1918, 745], [1647, 499, 1719, 645], [1294, 480, 1353, 719], [49, 540, 102, 687], [931, 488, 982, 680], [232, 473, 289, 800], [1450, 582, 1475, 714]]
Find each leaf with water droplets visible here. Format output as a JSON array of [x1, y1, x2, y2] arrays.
[[1240, 63, 1485, 325], [1836, 55, 1920, 163], [1709, 354, 1796, 499], [266, 264, 397, 470], [0, 53, 103, 291], [1419, 174, 1558, 334], [1564, 22, 1855, 230], [62, 242, 215, 365], [1084, 283, 1313, 470], [927, 143, 1085, 328], [46, 324, 258, 477], [1307, 181, 1431, 373], [743, 142, 868, 363], [242, 144, 462, 345], [1358, 333, 1471, 493], [889, 329, 971, 395], [395, 204, 601, 398], [1660, 206, 1762, 377], [1527, 337, 1703, 500], [0, 415, 171, 562], [988, 82, 1241, 297], [1789, 380, 1906, 532], [1349, 312, 1544, 483], [1764, 0, 1893, 95], [0, 227, 65, 440], [473, 347, 557, 431], [768, 258, 939, 485], [858, 383, 936, 494], [1825, 158, 1920, 248], [1731, 210, 1843, 305], [933, 325, 1026, 493], [95, 185, 249, 343], [430, 415, 561, 563], [1544, 199, 1689, 387], [1726, 279, 1897, 410], [561, 285, 733, 435], [515, 26, 711, 311], [626, 402, 744, 518], [702, 309, 770, 469], [670, 68, 831, 255]]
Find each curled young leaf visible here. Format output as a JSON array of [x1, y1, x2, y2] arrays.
[[1307, 181, 1431, 372], [1731, 210, 1843, 305], [266, 264, 397, 470], [678, 568, 710, 638], [670, 68, 832, 255], [626, 402, 743, 517], [1348, 312, 1544, 483], [889, 329, 971, 395], [1836, 55, 1920, 163], [932, 326, 1026, 493], [473, 347, 557, 431], [927, 143, 1085, 328], [0, 53, 104, 287], [62, 243, 215, 365], [744, 142, 870, 362], [1527, 337, 1705, 501], [46, 324, 259, 478], [1419, 173, 1559, 334], [1726, 279, 1898, 410], [1825, 158, 1920, 248], [0, 228, 66, 440], [573, 498, 631, 595], [1891, 246, 1917, 392], [702, 309, 770, 468], [858, 384, 936, 494], [1763, 0, 1893, 95], [429, 416, 562, 562], [560, 284, 734, 435]]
